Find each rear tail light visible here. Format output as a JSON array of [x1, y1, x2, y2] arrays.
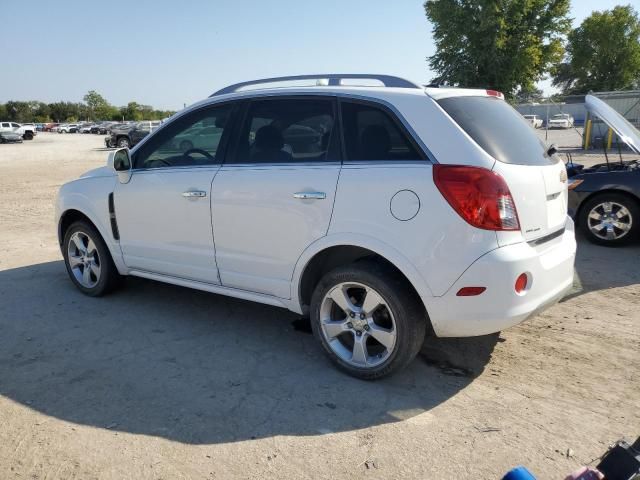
[[433, 165, 520, 231]]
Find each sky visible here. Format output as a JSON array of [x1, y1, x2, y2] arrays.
[[0, 0, 630, 110]]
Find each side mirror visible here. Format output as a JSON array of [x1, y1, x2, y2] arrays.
[[547, 144, 558, 157], [109, 148, 132, 183]]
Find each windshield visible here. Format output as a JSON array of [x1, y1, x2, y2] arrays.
[[438, 96, 553, 166]]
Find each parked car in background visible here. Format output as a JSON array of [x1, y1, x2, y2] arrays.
[[523, 115, 543, 129], [57, 74, 577, 379], [20, 123, 37, 139], [98, 122, 118, 134], [0, 121, 36, 140], [80, 124, 93, 134], [44, 123, 60, 132], [568, 95, 640, 246], [105, 120, 161, 148], [58, 124, 79, 133], [548, 113, 574, 129], [0, 130, 23, 144]]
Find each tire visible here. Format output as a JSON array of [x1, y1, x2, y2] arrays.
[[24, 131, 34, 140], [578, 192, 639, 246], [180, 140, 194, 152], [117, 137, 130, 148], [310, 260, 427, 380], [62, 220, 122, 296]]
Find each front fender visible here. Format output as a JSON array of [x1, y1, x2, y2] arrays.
[[289, 233, 435, 314], [56, 177, 127, 274]]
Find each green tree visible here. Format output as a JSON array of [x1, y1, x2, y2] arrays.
[[424, 0, 571, 98], [552, 5, 640, 94], [83, 90, 113, 120]]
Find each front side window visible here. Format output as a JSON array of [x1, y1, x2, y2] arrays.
[[134, 104, 233, 169], [341, 101, 422, 161], [232, 98, 337, 164], [11, 123, 20, 128]]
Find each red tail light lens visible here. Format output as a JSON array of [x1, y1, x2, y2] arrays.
[[515, 273, 528, 293], [433, 165, 520, 231], [456, 287, 486, 296], [486, 90, 505, 99]]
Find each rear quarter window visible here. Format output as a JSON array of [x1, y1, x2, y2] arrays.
[[438, 96, 554, 166]]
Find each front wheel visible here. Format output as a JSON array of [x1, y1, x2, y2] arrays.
[[117, 137, 130, 148], [24, 131, 34, 140], [310, 261, 427, 380], [579, 193, 639, 246], [63, 221, 122, 296]]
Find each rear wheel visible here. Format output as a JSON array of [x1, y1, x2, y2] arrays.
[[62, 221, 122, 296], [579, 193, 639, 246], [310, 261, 426, 380]]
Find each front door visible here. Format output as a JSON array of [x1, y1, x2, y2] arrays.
[[115, 103, 235, 283], [212, 96, 341, 299]]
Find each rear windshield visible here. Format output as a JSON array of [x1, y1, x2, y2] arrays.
[[438, 96, 553, 166]]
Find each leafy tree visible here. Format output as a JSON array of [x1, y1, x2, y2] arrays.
[[0, 104, 6, 119], [424, 0, 571, 98], [552, 5, 640, 94], [83, 90, 114, 120]]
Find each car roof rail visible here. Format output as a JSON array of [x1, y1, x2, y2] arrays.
[[211, 74, 422, 97]]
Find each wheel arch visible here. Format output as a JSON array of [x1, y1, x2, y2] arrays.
[[57, 203, 127, 275], [292, 234, 434, 320]]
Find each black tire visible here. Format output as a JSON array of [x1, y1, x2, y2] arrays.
[[117, 137, 130, 148], [310, 260, 427, 380], [62, 220, 122, 296], [24, 131, 34, 140], [578, 192, 639, 246]]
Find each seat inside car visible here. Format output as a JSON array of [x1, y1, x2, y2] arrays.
[[250, 125, 292, 163]]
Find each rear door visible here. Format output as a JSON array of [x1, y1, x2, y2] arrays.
[[437, 95, 568, 244], [212, 96, 341, 299]]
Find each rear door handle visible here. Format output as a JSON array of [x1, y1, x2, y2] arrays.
[[293, 191, 326, 200], [182, 190, 207, 198]]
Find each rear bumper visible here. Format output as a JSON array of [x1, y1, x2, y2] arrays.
[[427, 217, 577, 337]]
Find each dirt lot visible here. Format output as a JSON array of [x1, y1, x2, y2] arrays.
[[0, 133, 638, 479]]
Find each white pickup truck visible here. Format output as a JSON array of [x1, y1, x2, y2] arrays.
[[0, 121, 37, 140]]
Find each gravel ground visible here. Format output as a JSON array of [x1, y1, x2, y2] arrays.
[[0, 133, 638, 479]]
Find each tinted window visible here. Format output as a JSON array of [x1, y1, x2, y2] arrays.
[[1, 123, 9, 128], [232, 98, 336, 163], [341, 102, 422, 161], [134, 104, 233, 169], [438, 96, 553, 166]]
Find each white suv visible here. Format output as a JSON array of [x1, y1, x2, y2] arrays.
[[55, 74, 577, 379]]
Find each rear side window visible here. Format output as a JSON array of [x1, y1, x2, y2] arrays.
[[341, 101, 422, 161], [232, 98, 337, 164], [438, 96, 552, 166]]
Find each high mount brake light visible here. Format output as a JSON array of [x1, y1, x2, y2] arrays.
[[486, 90, 505, 99], [433, 165, 520, 231]]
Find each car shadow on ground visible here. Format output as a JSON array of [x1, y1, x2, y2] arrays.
[[562, 232, 640, 302], [0, 261, 497, 445]]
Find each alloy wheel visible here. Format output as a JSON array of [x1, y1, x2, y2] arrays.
[[67, 231, 101, 288], [587, 201, 633, 241], [319, 282, 397, 368]]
